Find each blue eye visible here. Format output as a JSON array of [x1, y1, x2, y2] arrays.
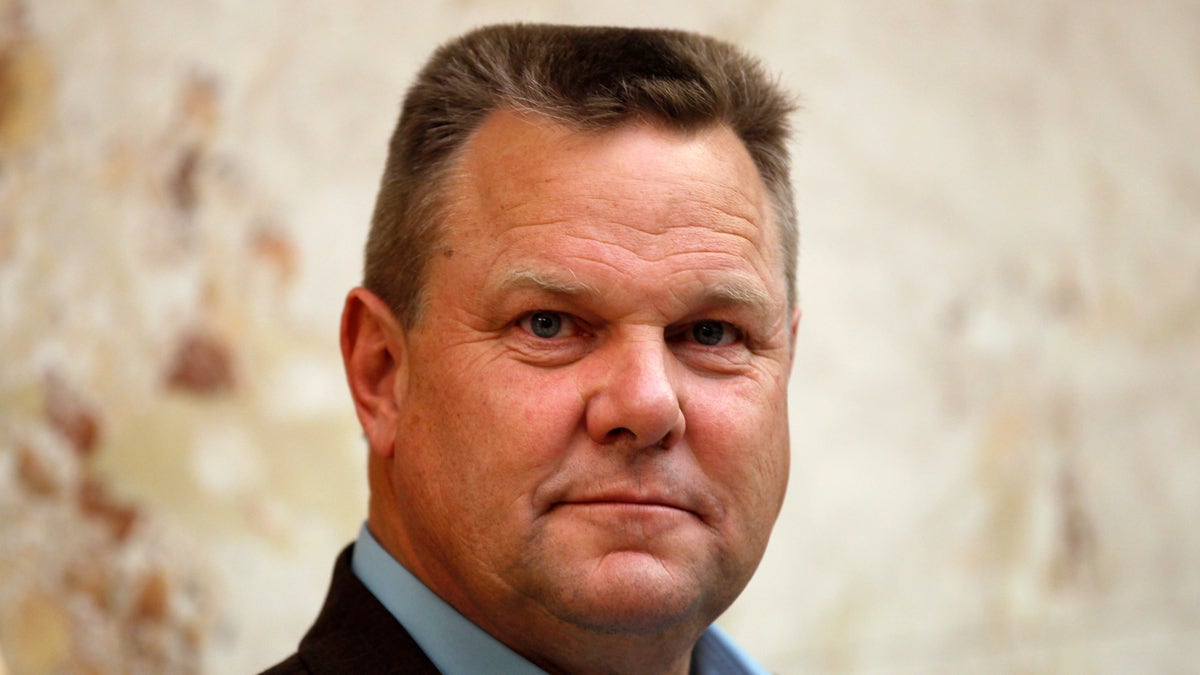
[[690, 320, 738, 346], [523, 312, 565, 338], [692, 320, 724, 346]]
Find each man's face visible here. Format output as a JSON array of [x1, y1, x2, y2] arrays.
[[381, 111, 795, 640]]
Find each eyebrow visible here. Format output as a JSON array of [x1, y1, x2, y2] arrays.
[[694, 275, 783, 335], [495, 268, 601, 298], [700, 276, 775, 312]]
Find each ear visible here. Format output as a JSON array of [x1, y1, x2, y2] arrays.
[[340, 287, 407, 459], [787, 305, 802, 371]]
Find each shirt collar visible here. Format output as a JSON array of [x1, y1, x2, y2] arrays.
[[351, 525, 770, 675]]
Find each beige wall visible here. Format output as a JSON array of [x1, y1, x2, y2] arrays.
[[1, 1, 1197, 672]]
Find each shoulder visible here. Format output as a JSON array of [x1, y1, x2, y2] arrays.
[[258, 544, 441, 675], [258, 653, 309, 674]]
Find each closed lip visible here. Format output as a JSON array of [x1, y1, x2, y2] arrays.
[[552, 491, 698, 516]]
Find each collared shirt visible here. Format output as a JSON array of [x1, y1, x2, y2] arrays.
[[352, 526, 770, 675]]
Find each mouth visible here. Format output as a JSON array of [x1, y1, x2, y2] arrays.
[[551, 493, 700, 518]]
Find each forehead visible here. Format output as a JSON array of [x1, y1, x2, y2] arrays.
[[437, 110, 784, 302], [453, 112, 768, 226]]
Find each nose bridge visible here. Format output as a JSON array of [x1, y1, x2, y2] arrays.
[[585, 329, 685, 448]]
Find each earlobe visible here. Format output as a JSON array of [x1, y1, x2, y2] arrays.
[[340, 287, 407, 459]]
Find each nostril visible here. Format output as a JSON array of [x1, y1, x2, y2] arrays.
[[602, 426, 680, 451], [604, 427, 635, 443]]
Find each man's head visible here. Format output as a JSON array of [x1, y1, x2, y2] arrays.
[[342, 24, 798, 674], [363, 23, 798, 327]]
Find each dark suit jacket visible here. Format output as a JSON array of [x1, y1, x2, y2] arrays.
[[259, 545, 442, 674]]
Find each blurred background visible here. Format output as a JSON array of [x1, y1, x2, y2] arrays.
[[1, 1, 1197, 673]]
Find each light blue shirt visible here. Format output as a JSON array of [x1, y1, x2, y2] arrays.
[[352, 526, 771, 675]]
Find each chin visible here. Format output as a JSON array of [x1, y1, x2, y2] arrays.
[[538, 550, 721, 636]]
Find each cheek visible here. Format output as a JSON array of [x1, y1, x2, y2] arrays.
[[423, 363, 585, 487], [685, 378, 790, 508]]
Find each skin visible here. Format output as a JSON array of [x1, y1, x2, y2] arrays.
[[341, 110, 799, 675]]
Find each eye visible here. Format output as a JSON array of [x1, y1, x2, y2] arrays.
[[519, 311, 577, 339], [684, 320, 740, 347]]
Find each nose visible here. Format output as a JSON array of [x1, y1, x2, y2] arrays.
[[584, 335, 686, 450]]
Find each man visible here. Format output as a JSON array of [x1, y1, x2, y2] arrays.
[[265, 23, 799, 675]]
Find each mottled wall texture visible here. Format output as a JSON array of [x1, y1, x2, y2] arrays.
[[1, 1, 1197, 673]]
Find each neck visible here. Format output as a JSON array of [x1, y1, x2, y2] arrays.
[[514, 624, 698, 675]]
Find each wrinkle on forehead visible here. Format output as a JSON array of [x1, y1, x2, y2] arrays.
[[480, 174, 768, 245], [495, 263, 773, 311]]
